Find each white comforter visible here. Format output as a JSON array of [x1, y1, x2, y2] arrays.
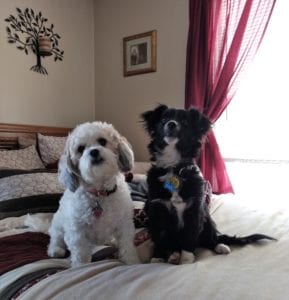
[[14, 195, 289, 300]]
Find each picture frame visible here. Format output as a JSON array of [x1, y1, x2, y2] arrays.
[[123, 30, 157, 77]]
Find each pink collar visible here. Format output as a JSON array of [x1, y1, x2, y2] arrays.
[[85, 184, 117, 197]]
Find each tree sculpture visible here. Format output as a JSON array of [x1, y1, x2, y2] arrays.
[[5, 7, 64, 75]]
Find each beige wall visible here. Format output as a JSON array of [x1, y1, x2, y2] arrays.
[[0, 0, 189, 161], [0, 0, 95, 128], [94, 0, 189, 161]]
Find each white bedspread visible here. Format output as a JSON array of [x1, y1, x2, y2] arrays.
[[18, 195, 289, 300]]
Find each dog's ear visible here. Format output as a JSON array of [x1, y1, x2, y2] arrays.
[[199, 113, 212, 136], [58, 135, 80, 192], [189, 108, 212, 137], [117, 136, 134, 172], [141, 104, 168, 134]]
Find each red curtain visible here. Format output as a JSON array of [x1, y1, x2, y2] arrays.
[[185, 0, 276, 194]]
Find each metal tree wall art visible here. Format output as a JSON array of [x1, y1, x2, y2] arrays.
[[5, 7, 64, 75]]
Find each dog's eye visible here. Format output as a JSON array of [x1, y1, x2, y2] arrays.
[[98, 138, 107, 146], [77, 145, 85, 154]]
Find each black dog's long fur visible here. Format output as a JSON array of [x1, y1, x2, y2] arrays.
[[141, 104, 275, 263]]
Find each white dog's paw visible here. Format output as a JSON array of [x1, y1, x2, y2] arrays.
[[118, 245, 140, 264], [120, 250, 140, 264], [150, 257, 165, 263], [180, 250, 195, 264], [70, 260, 86, 268], [215, 243, 231, 254], [70, 256, 91, 268], [168, 252, 181, 265], [47, 245, 66, 258], [122, 256, 140, 265]]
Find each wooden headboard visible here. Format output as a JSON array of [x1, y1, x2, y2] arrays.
[[0, 123, 71, 150]]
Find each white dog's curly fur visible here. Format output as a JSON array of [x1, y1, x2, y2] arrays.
[[47, 121, 140, 267]]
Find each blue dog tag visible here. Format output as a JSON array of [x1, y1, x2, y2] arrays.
[[164, 176, 180, 193], [164, 182, 174, 193]]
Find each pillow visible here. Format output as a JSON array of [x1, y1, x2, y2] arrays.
[[0, 169, 64, 220], [38, 134, 66, 166], [18, 136, 36, 149], [0, 146, 45, 170]]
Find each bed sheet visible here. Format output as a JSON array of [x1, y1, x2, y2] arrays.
[[1, 195, 287, 300]]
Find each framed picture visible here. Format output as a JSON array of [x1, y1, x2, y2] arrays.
[[123, 30, 157, 76]]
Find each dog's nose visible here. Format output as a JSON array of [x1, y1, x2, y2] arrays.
[[90, 149, 100, 158], [167, 121, 177, 130]]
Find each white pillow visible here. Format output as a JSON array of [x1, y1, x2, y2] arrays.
[[38, 133, 66, 165], [0, 145, 45, 170]]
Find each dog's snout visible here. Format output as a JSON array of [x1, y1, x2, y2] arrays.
[[90, 149, 100, 158], [164, 120, 179, 140], [89, 148, 104, 165], [167, 121, 177, 130]]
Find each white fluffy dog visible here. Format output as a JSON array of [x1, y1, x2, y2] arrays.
[[47, 121, 140, 267]]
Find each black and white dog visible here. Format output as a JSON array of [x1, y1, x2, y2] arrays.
[[141, 104, 275, 264]]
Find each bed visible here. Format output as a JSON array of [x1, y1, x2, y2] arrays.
[[0, 122, 289, 300]]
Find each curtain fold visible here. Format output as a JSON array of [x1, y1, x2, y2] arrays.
[[185, 0, 276, 194]]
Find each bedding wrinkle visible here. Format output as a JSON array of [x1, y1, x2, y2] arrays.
[[0, 232, 51, 275], [0, 259, 70, 296], [19, 260, 123, 300], [1, 197, 289, 300]]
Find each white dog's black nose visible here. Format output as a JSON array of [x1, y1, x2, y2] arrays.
[[90, 148, 104, 164], [90, 149, 100, 158]]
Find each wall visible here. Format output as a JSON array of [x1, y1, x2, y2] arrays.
[[0, 0, 189, 159], [0, 0, 95, 127], [94, 0, 189, 161]]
